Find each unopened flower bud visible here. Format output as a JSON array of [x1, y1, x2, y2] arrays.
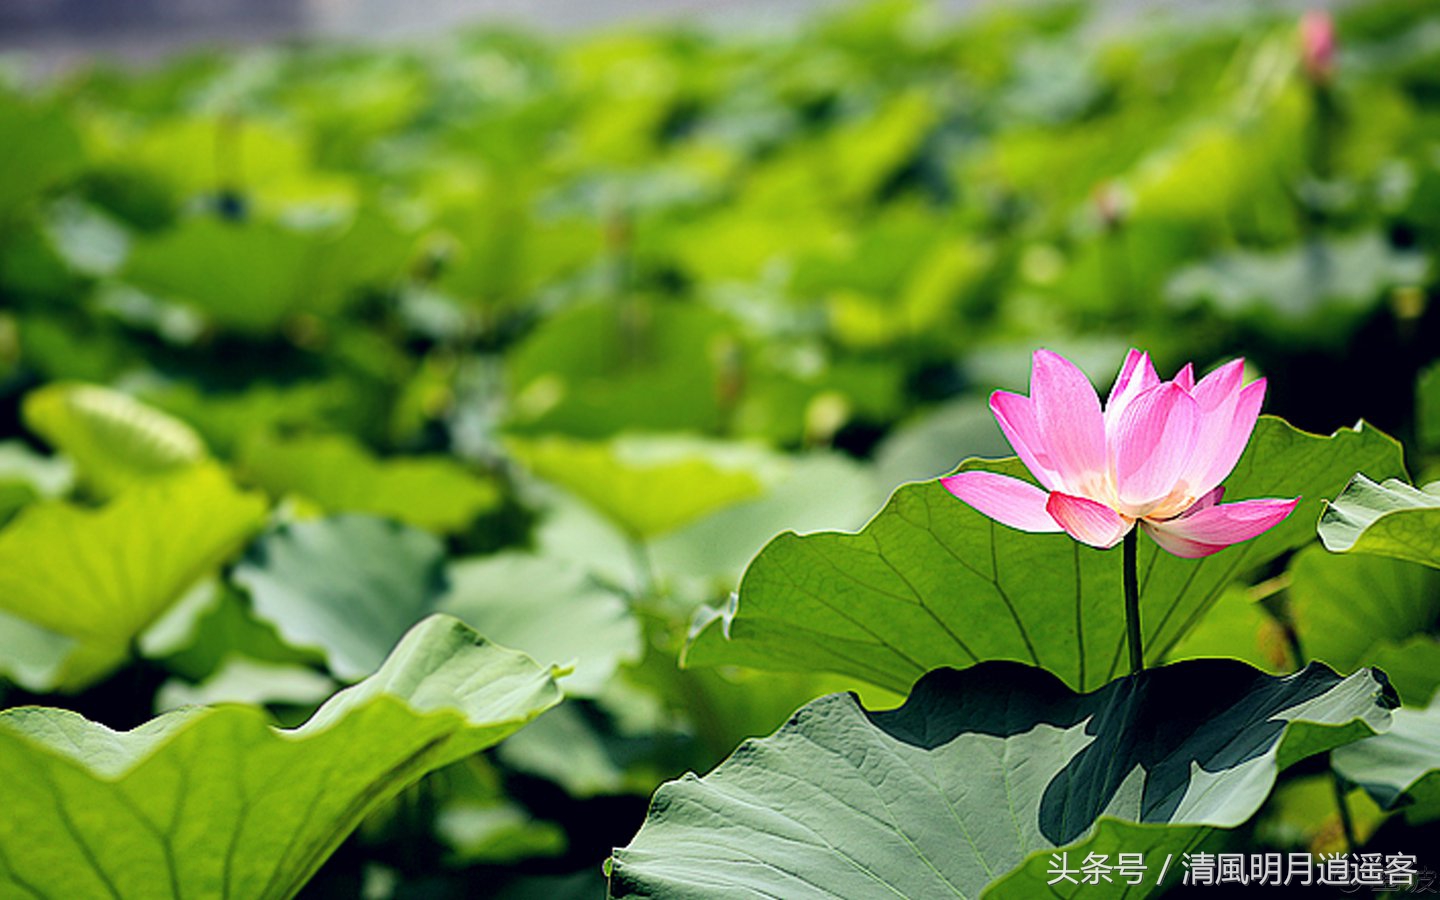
[[1300, 11, 1336, 84]]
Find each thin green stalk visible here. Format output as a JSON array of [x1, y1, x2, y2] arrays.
[[628, 537, 657, 604], [1263, 590, 1357, 853], [1331, 764, 1358, 853], [1124, 528, 1143, 674]]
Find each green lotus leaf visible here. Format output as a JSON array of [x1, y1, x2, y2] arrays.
[[0, 93, 84, 218], [23, 383, 207, 498], [150, 583, 323, 685], [609, 659, 1395, 899], [154, 657, 337, 713], [1318, 475, 1440, 569], [1333, 695, 1440, 826], [1418, 361, 1440, 456], [504, 302, 739, 439], [1165, 231, 1427, 344], [239, 432, 498, 533], [530, 452, 881, 593], [122, 212, 408, 333], [687, 418, 1404, 692], [1163, 584, 1289, 673], [438, 553, 641, 697], [0, 440, 73, 525], [0, 465, 267, 691], [508, 435, 767, 540], [233, 516, 447, 681], [124, 114, 309, 200], [434, 758, 567, 865], [0, 614, 562, 899], [140, 378, 367, 459], [1288, 545, 1440, 705]]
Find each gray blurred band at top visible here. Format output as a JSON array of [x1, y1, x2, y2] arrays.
[[0, 0, 1345, 68]]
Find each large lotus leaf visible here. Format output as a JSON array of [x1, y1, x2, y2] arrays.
[[123, 213, 407, 333], [1362, 638, 1440, 711], [0, 466, 266, 691], [984, 819, 1214, 899], [1288, 545, 1440, 705], [686, 418, 1404, 693], [141, 378, 367, 458], [608, 659, 1395, 899], [504, 302, 737, 438], [233, 516, 447, 681], [23, 382, 207, 498], [663, 205, 846, 286], [124, 114, 309, 200], [819, 90, 937, 203], [1419, 362, 1440, 456], [1129, 113, 1300, 229], [1165, 232, 1426, 342], [653, 453, 883, 588], [439, 553, 641, 697], [0, 440, 73, 525], [432, 196, 600, 311], [0, 614, 562, 899], [1318, 475, 1440, 569], [1163, 585, 1289, 673], [239, 432, 498, 533], [123, 217, 311, 332], [0, 93, 85, 218], [531, 452, 881, 595], [1334, 696, 1440, 826], [509, 435, 766, 540]]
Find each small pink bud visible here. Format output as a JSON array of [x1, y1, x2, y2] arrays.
[[1300, 11, 1336, 84]]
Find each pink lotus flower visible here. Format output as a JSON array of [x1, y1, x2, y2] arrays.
[[1300, 10, 1336, 84], [943, 349, 1299, 558]]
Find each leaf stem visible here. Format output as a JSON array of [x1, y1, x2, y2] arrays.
[[1124, 528, 1143, 674], [1331, 763, 1358, 853], [1266, 591, 1357, 853], [629, 537, 658, 604]]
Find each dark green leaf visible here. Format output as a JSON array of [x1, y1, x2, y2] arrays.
[[610, 660, 1395, 899], [0, 615, 561, 898], [687, 418, 1404, 692]]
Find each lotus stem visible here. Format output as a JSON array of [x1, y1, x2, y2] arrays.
[[1124, 528, 1143, 674], [1331, 765, 1358, 853]]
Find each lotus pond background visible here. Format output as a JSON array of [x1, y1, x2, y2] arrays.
[[2, 0, 1440, 897]]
